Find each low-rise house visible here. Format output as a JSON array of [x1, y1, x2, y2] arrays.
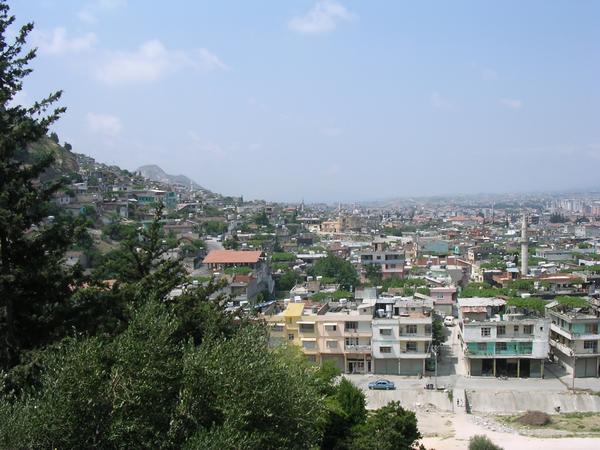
[[458, 297, 550, 378], [546, 298, 600, 377], [430, 286, 457, 316]]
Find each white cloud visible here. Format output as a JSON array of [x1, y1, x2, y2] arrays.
[[78, 0, 127, 24], [500, 98, 523, 109], [289, 0, 355, 34], [33, 27, 97, 55], [430, 91, 452, 110], [86, 112, 122, 138], [95, 40, 228, 85]]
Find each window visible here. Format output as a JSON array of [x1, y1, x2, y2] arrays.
[[436, 293, 444, 299], [302, 341, 315, 350], [288, 334, 294, 341], [406, 342, 417, 352], [380, 328, 392, 336], [325, 324, 337, 331], [513, 325, 519, 333], [584, 340, 597, 350], [496, 342, 507, 352], [299, 324, 315, 333], [497, 326, 505, 336], [477, 343, 487, 351], [406, 325, 418, 334], [523, 325, 533, 335], [481, 327, 491, 337], [379, 346, 392, 353], [585, 324, 598, 334], [345, 321, 358, 331], [424, 325, 432, 334], [272, 325, 283, 332], [345, 337, 359, 346]]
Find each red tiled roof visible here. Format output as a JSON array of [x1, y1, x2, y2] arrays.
[[203, 250, 263, 264]]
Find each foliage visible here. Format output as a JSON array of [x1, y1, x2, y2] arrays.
[[556, 296, 588, 308], [432, 318, 446, 348], [364, 263, 382, 284], [460, 282, 510, 298], [468, 435, 504, 450], [224, 266, 253, 275], [549, 213, 568, 224], [0, 4, 77, 368], [253, 210, 270, 226], [223, 236, 240, 249], [506, 297, 546, 313], [507, 279, 535, 292], [348, 401, 421, 450], [381, 276, 426, 291], [311, 290, 354, 301], [275, 270, 302, 291], [201, 220, 227, 235], [310, 254, 359, 290], [272, 252, 296, 262]]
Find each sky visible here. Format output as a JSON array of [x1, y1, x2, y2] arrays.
[[10, 0, 600, 202]]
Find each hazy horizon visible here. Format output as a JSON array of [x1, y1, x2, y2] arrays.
[[13, 0, 600, 202]]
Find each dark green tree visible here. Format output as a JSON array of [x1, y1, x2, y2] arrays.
[[0, 1, 76, 368], [432, 318, 447, 348], [310, 254, 359, 290], [364, 263, 382, 284], [349, 401, 421, 450]]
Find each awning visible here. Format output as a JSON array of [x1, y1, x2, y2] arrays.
[[273, 323, 285, 327], [297, 321, 316, 325], [300, 338, 316, 341]]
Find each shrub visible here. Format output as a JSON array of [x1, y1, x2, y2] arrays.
[[468, 435, 504, 450]]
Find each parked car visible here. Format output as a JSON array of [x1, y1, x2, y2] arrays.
[[368, 379, 396, 390], [443, 316, 454, 326]]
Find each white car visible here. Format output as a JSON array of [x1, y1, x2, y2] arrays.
[[443, 316, 454, 326]]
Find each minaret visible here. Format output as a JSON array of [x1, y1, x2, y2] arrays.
[[520, 214, 529, 276]]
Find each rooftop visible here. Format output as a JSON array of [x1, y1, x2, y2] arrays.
[[203, 250, 263, 264]]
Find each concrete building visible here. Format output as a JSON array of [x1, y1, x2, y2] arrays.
[[359, 238, 405, 279], [546, 298, 600, 377], [458, 297, 550, 378], [372, 297, 433, 375]]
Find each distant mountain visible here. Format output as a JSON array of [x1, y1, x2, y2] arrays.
[[137, 164, 207, 191]]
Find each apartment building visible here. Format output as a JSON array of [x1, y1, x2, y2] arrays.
[[458, 297, 550, 378], [372, 298, 433, 375], [360, 238, 405, 279], [546, 298, 600, 377], [265, 296, 433, 376]]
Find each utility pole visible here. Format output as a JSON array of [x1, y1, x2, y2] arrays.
[[572, 349, 576, 391], [433, 345, 439, 389]]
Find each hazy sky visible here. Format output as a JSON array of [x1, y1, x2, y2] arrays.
[[11, 0, 600, 202]]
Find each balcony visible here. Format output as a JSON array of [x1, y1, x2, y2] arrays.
[[551, 339, 599, 356], [345, 344, 371, 353]]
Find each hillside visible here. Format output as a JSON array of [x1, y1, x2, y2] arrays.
[[23, 136, 79, 182], [137, 164, 208, 192]]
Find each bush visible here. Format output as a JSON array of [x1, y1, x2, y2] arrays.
[[468, 435, 504, 450], [516, 410, 551, 426]]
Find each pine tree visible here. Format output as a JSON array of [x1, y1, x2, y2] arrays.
[[0, 1, 73, 368]]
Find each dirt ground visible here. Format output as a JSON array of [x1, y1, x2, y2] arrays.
[[417, 409, 600, 450]]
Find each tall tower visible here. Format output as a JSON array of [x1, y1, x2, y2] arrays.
[[520, 214, 529, 276]]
